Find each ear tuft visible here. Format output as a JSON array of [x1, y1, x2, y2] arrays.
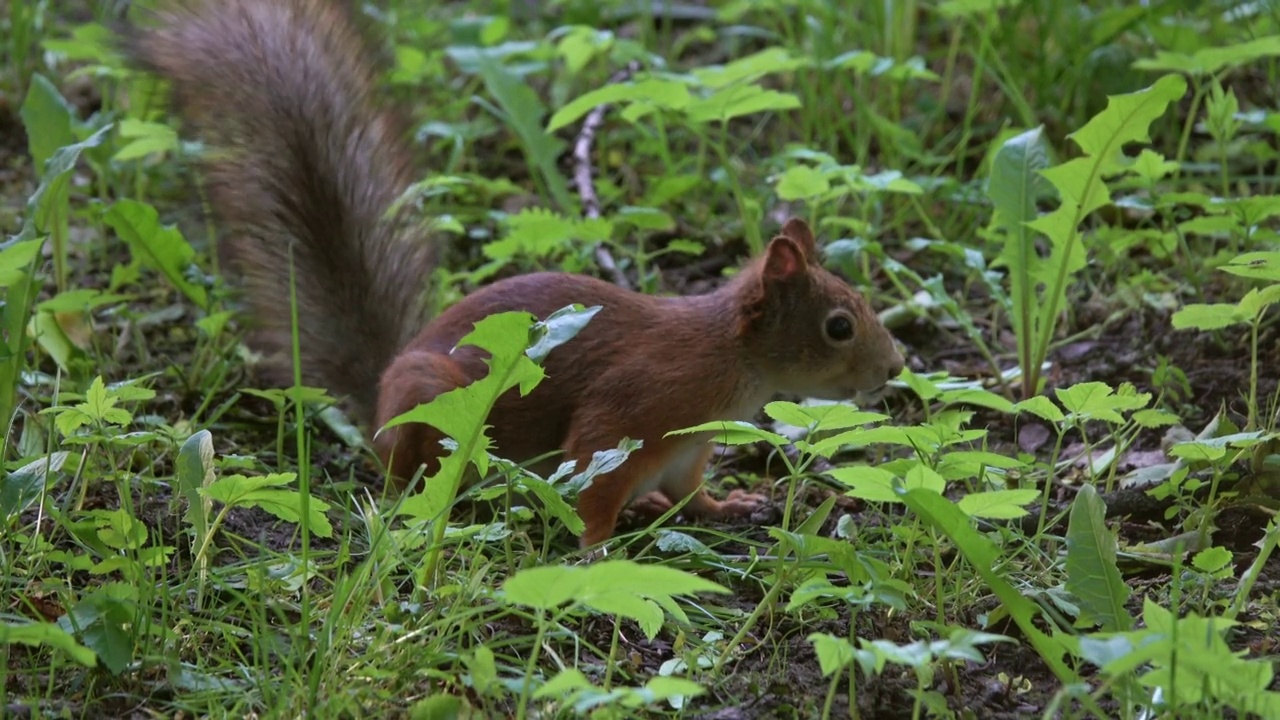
[[762, 236, 806, 282], [780, 217, 818, 258]]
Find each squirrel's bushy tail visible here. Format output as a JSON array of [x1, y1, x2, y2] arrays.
[[129, 0, 433, 425]]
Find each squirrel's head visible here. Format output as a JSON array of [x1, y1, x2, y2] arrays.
[[738, 217, 905, 399]]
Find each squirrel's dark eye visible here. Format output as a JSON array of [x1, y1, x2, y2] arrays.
[[823, 312, 855, 344]]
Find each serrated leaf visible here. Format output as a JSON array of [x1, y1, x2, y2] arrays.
[[1171, 302, 1248, 330], [775, 165, 831, 201], [105, 200, 208, 308], [956, 489, 1040, 519], [201, 473, 333, 538]]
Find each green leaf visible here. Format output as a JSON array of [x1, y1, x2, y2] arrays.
[[112, 118, 179, 162], [104, 200, 209, 308], [0, 239, 43, 286], [1, 452, 68, 520], [1219, 251, 1280, 283], [1064, 484, 1131, 632], [955, 489, 1040, 519], [1171, 302, 1248, 331], [57, 583, 137, 675], [475, 53, 572, 212], [899, 488, 1079, 686], [1133, 35, 1280, 76], [666, 420, 787, 447], [1014, 75, 1184, 398], [1055, 381, 1151, 425], [501, 560, 727, 634], [15, 124, 111, 246], [937, 0, 1021, 19], [201, 473, 333, 538], [685, 85, 800, 125], [526, 304, 601, 363], [827, 464, 943, 504], [1, 619, 97, 667], [177, 431, 214, 566], [20, 74, 76, 172], [691, 47, 807, 88], [1191, 546, 1232, 576], [988, 126, 1050, 388], [547, 77, 691, 132], [808, 633, 856, 677], [775, 165, 831, 201], [483, 207, 612, 263]]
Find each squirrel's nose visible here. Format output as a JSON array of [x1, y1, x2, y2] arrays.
[[886, 351, 905, 382]]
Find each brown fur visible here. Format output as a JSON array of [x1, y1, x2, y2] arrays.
[[130, 1, 906, 548]]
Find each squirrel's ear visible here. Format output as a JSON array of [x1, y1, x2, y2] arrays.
[[762, 236, 806, 282], [780, 217, 817, 258]]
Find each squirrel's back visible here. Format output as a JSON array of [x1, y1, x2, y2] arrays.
[[128, 0, 435, 424]]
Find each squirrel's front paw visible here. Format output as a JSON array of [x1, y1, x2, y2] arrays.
[[629, 491, 675, 520], [716, 489, 770, 517]]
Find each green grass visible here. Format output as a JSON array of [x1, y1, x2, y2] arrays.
[[5, 0, 1280, 718]]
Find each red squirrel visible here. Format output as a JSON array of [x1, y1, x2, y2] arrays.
[[129, 0, 906, 548]]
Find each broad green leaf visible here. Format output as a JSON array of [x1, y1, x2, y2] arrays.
[[1129, 149, 1180, 182], [937, 387, 1016, 413], [1, 619, 97, 667], [1133, 35, 1280, 76], [1056, 381, 1151, 424], [517, 476, 585, 535], [105, 200, 209, 308], [112, 119, 179, 162], [808, 633, 856, 677], [20, 74, 76, 172], [775, 165, 831, 201], [1065, 484, 1131, 632], [1219, 251, 1280, 282], [691, 47, 806, 88], [533, 668, 593, 700], [955, 489, 1040, 519], [201, 473, 334, 538], [16, 125, 110, 246], [483, 207, 612, 262], [501, 560, 727, 625], [0, 239, 43, 286], [1, 452, 68, 520], [666, 420, 787, 447], [1170, 302, 1248, 330], [765, 401, 888, 433], [501, 565, 584, 610], [685, 85, 800, 124], [57, 583, 137, 675], [547, 77, 691, 132]]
